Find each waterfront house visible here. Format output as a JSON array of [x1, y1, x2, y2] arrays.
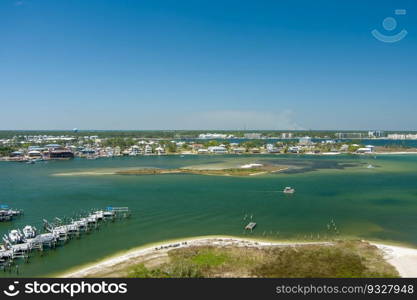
[[208, 146, 228, 154], [28, 150, 42, 158], [365, 145, 375, 152], [45, 149, 74, 159], [144, 145, 153, 155], [356, 145, 375, 154], [10, 151, 24, 158], [231, 147, 246, 154], [288, 146, 301, 153], [191, 144, 204, 150], [155, 146, 165, 155], [356, 147, 373, 154], [250, 147, 261, 153], [266, 144, 280, 153], [197, 148, 209, 154]]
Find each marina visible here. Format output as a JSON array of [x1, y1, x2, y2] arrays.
[[0, 207, 130, 272], [0, 205, 23, 222]]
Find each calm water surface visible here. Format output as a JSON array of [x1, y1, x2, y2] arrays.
[[1, 154, 417, 277]]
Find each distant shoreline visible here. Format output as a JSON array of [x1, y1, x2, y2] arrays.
[[3, 151, 417, 163]]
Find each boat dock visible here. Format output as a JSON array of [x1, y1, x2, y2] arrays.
[[0, 206, 131, 272], [245, 222, 257, 231], [0, 205, 23, 222]]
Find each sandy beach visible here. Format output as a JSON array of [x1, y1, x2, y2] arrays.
[[60, 236, 333, 278], [59, 236, 417, 278], [372, 243, 417, 277]]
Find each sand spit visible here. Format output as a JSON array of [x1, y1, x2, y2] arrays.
[[372, 243, 417, 277], [60, 237, 333, 278]]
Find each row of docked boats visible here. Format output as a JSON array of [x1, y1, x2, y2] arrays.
[[0, 207, 130, 269]]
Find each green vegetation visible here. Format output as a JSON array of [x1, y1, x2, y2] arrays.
[[100, 137, 136, 148], [3, 129, 416, 140], [115, 166, 286, 176], [127, 241, 399, 278], [0, 146, 18, 156]]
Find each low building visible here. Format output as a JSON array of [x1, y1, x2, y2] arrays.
[[191, 144, 204, 150], [10, 151, 24, 158], [28, 150, 42, 158], [197, 148, 209, 154], [244, 133, 262, 139], [340, 144, 349, 152], [266, 144, 280, 153], [335, 132, 363, 139], [356, 147, 373, 154], [144, 145, 153, 155], [45, 149, 74, 159], [208, 146, 228, 154], [250, 147, 261, 153], [231, 147, 246, 154], [298, 136, 312, 145], [365, 145, 375, 152], [44, 144, 62, 150], [288, 146, 301, 153], [155, 146, 165, 155], [198, 133, 228, 139]]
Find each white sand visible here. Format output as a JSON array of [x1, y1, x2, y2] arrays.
[[372, 243, 417, 277]]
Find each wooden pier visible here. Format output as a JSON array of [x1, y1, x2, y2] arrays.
[[0, 206, 131, 272], [0, 205, 23, 222], [245, 222, 257, 231]]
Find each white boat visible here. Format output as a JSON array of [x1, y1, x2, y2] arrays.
[[93, 211, 104, 220], [22, 225, 37, 239], [8, 229, 23, 243], [65, 223, 79, 233], [87, 214, 98, 224], [283, 187, 295, 194], [72, 219, 88, 230], [103, 210, 115, 218]]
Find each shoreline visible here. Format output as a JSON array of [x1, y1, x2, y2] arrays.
[[4, 151, 417, 163], [57, 235, 417, 278], [57, 235, 292, 277]]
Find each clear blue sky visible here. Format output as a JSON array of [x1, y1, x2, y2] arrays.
[[1, 0, 416, 130]]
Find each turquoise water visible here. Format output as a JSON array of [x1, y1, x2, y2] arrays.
[[1, 154, 417, 277]]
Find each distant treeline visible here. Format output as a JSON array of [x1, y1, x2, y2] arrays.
[[2, 130, 415, 139]]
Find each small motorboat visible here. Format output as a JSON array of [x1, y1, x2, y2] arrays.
[[283, 187, 295, 194], [87, 214, 98, 224], [93, 210, 104, 220], [103, 210, 115, 218], [22, 225, 37, 239]]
